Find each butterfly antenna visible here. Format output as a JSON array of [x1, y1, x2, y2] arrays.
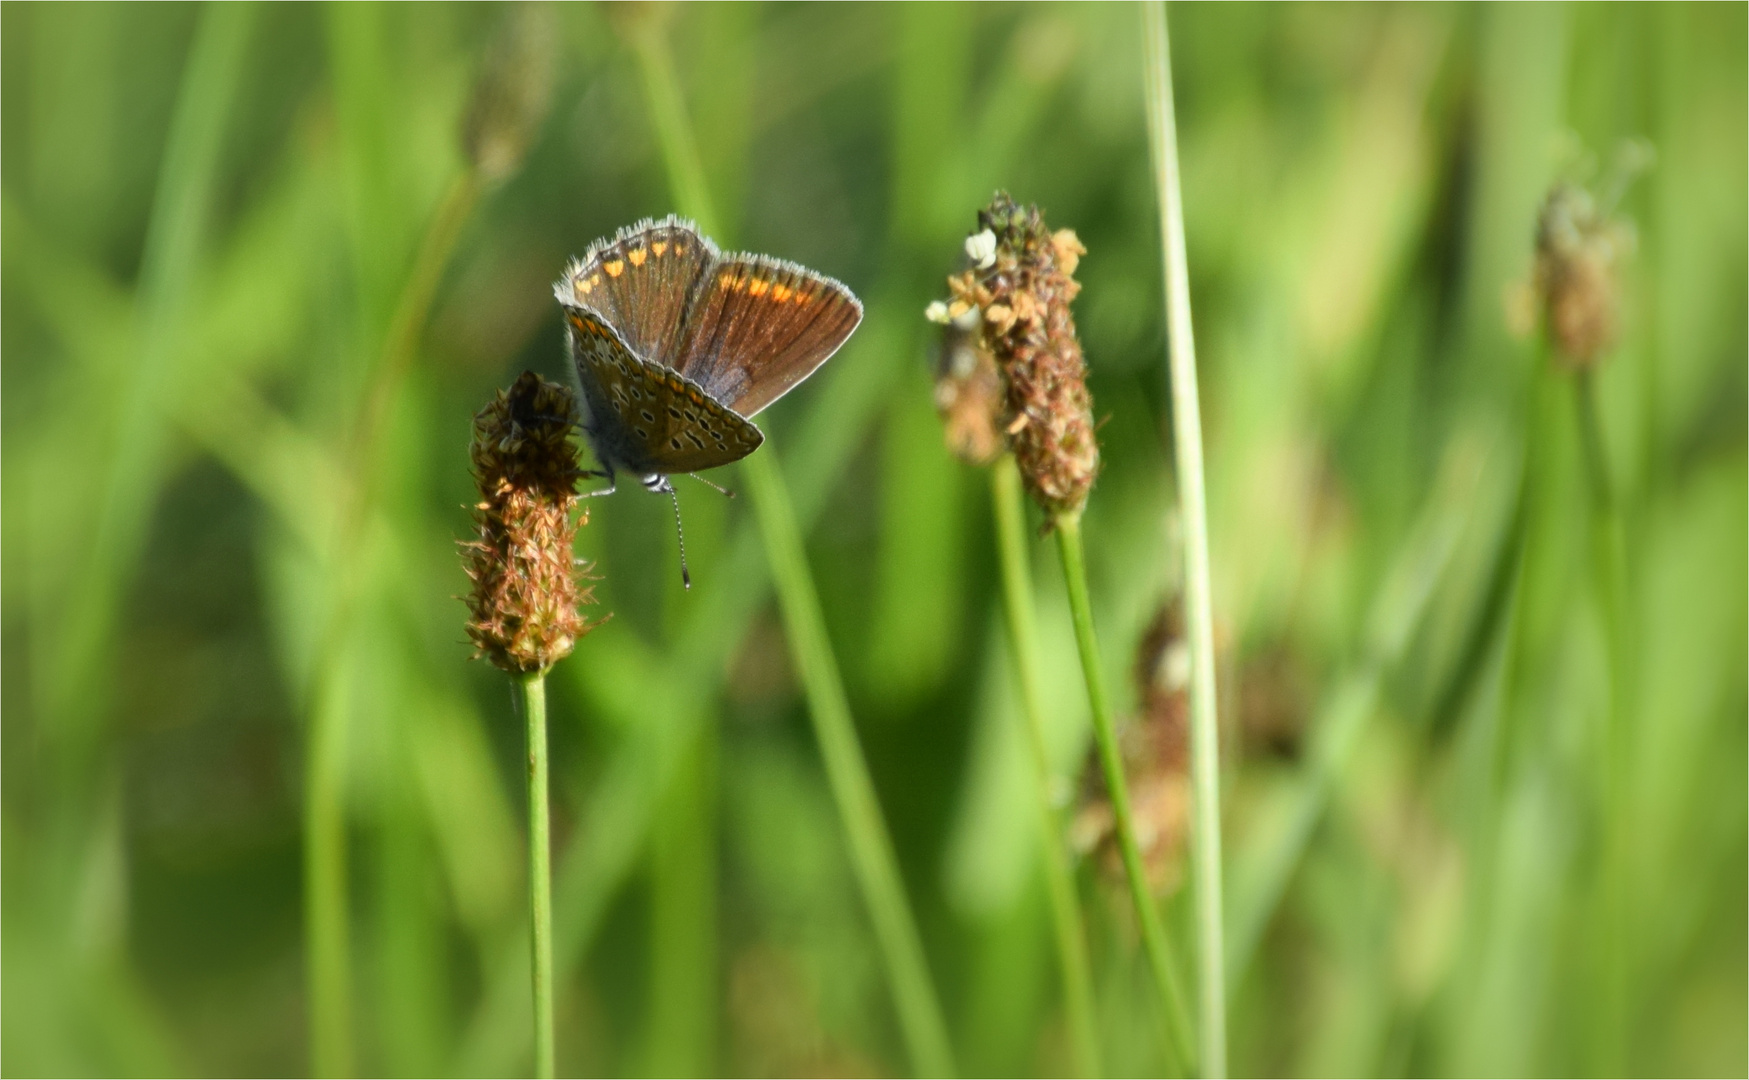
[[686, 472, 737, 499], [667, 485, 692, 590]]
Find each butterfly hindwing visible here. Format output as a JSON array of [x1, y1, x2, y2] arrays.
[[671, 254, 863, 418], [557, 216, 716, 367], [563, 305, 763, 476]]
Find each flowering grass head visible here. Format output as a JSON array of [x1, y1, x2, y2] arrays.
[[929, 191, 1098, 518], [462, 371, 603, 673]]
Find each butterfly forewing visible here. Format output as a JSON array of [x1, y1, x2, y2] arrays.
[[559, 217, 716, 367], [672, 255, 863, 418], [563, 306, 763, 475]]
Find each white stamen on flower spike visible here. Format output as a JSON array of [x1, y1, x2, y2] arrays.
[[925, 300, 951, 324], [966, 228, 997, 270]]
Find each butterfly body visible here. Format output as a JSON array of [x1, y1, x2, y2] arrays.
[[554, 217, 862, 582]]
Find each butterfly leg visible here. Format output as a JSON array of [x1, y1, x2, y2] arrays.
[[579, 466, 618, 498]]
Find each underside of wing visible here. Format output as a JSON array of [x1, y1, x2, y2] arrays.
[[562, 304, 762, 476]]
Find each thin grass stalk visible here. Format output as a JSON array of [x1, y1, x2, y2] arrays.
[[628, 21, 955, 1077], [1054, 513, 1194, 1075], [747, 452, 956, 1076], [1574, 369, 1630, 1072], [992, 458, 1102, 1078], [521, 672, 556, 1079], [1142, 5, 1227, 1074]]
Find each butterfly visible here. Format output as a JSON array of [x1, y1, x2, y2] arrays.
[[553, 216, 863, 587]]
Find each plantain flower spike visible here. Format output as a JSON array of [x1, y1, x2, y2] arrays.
[[1528, 144, 1648, 371], [935, 191, 1098, 520], [931, 306, 1007, 468], [462, 2, 557, 187], [462, 371, 603, 673]]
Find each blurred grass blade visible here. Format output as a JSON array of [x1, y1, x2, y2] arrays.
[[1574, 368, 1633, 1072], [1142, 6, 1227, 1075], [305, 6, 492, 1071], [628, 14, 955, 1074], [1225, 444, 1486, 987], [48, 0, 252, 774], [744, 448, 957, 1077]]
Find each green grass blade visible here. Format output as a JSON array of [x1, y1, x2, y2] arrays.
[[1142, 5, 1226, 1073], [628, 17, 955, 1076], [746, 449, 957, 1077]]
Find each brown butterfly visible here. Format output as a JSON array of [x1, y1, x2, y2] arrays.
[[554, 216, 862, 586]]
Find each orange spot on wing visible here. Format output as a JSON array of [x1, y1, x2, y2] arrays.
[[748, 279, 771, 297], [771, 284, 792, 302], [629, 248, 647, 267], [605, 260, 625, 277], [576, 278, 594, 296], [651, 241, 668, 257]]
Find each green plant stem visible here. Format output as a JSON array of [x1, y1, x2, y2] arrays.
[[745, 450, 956, 1077], [1142, 5, 1227, 1074], [522, 671, 555, 1080], [1054, 513, 1194, 1075], [991, 459, 1102, 1078], [629, 17, 953, 1076], [1574, 369, 1630, 1072]]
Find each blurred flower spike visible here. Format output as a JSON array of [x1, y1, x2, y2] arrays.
[[462, 2, 557, 187], [462, 371, 604, 673], [1071, 599, 1192, 894], [931, 191, 1099, 520], [1523, 144, 1649, 371]]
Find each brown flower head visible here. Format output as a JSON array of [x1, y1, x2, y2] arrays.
[[1070, 599, 1191, 895], [932, 191, 1098, 518], [461, 371, 603, 673], [1528, 159, 1642, 371]]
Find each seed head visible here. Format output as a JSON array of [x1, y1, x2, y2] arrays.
[[1529, 177, 1637, 371], [461, 371, 603, 673], [932, 314, 1006, 467], [462, 3, 557, 187], [936, 192, 1098, 519]]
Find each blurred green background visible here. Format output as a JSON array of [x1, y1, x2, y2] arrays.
[[3, 2, 1744, 1076]]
